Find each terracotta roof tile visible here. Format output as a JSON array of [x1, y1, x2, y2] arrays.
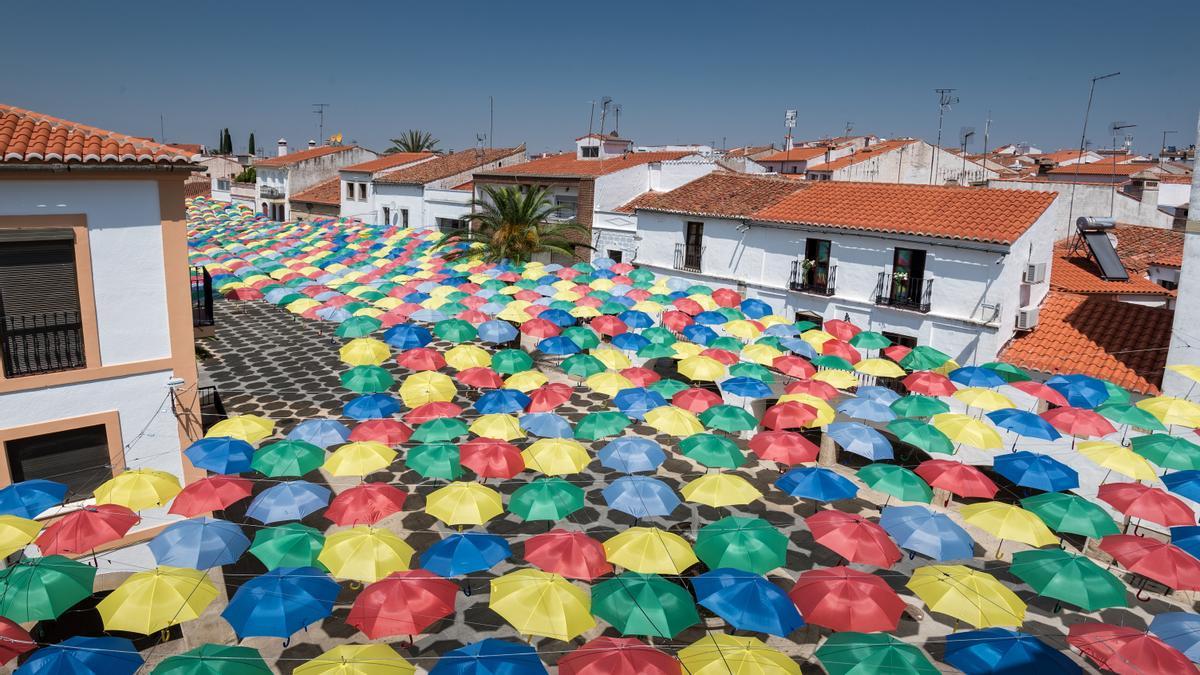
[[1159, 174, 1194, 184], [477, 151, 693, 178], [1046, 162, 1160, 176], [617, 172, 801, 217], [753, 182, 1057, 244], [0, 103, 199, 165], [806, 139, 920, 172], [1051, 225, 1182, 295], [724, 145, 775, 158], [255, 145, 360, 168], [1033, 149, 1099, 164], [340, 152, 435, 174], [289, 176, 341, 206], [755, 146, 830, 163], [450, 180, 473, 192], [1001, 292, 1172, 394], [375, 147, 524, 185]]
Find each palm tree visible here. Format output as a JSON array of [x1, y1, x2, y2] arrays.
[[386, 130, 440, 154], [434, 186, 593, 264]]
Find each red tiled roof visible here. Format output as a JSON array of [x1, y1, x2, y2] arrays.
[[753, 182, 1057, 244], [290, 176, 341, 206], [1051, 225, 1182, 295], [1033, 149, 1100, 164], [477, 151, 692, 178], [1000, 292, 1172, 394], [1159, 174, 1194, 184], [806, 139, 920, 172], [341, 152, 434, 174], [616, 172, 801, 218], [254, 145, 359, 168], [0, 103, 200, 165], [756, 146, 830, 163], [1046, 162, 1160, 176], [724, 145, 775, 158], [169, 143, 204, 155], [375, 147, 524, 185], [450, 180, 473, 192]]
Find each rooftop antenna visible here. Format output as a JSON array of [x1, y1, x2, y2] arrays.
[[598, 97, 613, 137], [1066, 71, 1120, 237], [844, 121, 854, 137], [930, 88, 959, 183], [613, 104, 623, 136], [312, 103, 330, 145], [981, 110, 992, 158], [587, 100, 597, 141], [1109, 120, 1137, 215], [475, 133, 487, 157], [958, 126, 976, 184], [784, 109, 798, 166], [1161, 130, 1178, 165]]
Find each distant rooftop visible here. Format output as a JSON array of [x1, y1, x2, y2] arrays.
[[341, 152, 435, 174], [477, 150, 692, 179], [0, 103, 200, 166], [255, 145, 359, 168], [374, 147, 524, 185], [806, 139, 920, 172], [290, 176, 341, 206]]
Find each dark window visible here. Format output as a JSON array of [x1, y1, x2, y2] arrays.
[[401, 209, 409, 228], [684, 221, 704, 270], [357, 183, 367, 201], [436, 218, 458, 233], [6, 425, 111, 499], [1159, 279, 1179, 291], [607, 249, 624, 263], [804, 238, 832, 289], [0, 233, 86, 377], [345, 183, 354, 200], [382, 206, 391, 226], [581, 146, 599, 158], [882, 331, 918, 349], [795, 311, 823, 326]]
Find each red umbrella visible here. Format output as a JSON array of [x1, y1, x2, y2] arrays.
[[346, 569, 459, 638], [789, 566, 906, 633], [225, 287, 263, 301], [168, 474, 253, 517], [671, 298, 703, 316], [405, 402, 463, 425], [763, 401, 818, 430], [514, 289, 541, 302], [592, 316, 628, 337], [620, 367, 661, 387], [700, 348, 739, 365], [749, 430, 819, 465], [1067, 622, 1196, 675], [456, 366, 505, 390], [1008, 380, 1070, 406], [821, 339, 861, 364], [0, 617, 34, 664], [1042, 407, 1116, 437], [1097, 483, 1195, 528], [396, 348, 446, 371], [349, 419, 413, 445], [915, 459, 999, 499], [672, 387, 723, 413], [773, 355, 816, 379], [523, 529, 612, 580], [712, 288, 741, 307], [460, 438, 524, 478], [661, 311, 694, 332], [902, 371, 957, 396], [558, 637, 680, 675], [785, 379, 840, 401], [325, 483, 408, 526], [882, 344, 911, 362], [1098, 535, 1200, 591], [520, 318, 561, 339], [36, 504, 140, 556], [823, 319, 861, 342], [611, 262, 634, 274], [806, 510, 901, 568], [527, 383, 573, 412]]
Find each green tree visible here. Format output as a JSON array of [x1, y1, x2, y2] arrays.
[[434, 186, 592, 264], [234, 166, 256, 183], [248, 132, 256, 156], [222, 128, 232, 154], [386, 130, 439, 154]]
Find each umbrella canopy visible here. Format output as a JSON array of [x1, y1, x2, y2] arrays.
[[207, 415, 274, 443], [524, 529, 612, 580], [1132, 433, 1200, 471], [246, 481, 330, 523], [1098, 482, 1195, 527], [693, 516, 788, 575], [1046, 374, 1111, 408], [591, 572, 699, 638], [915, 459, 999, 499], [324, 441, 398, 477], [931, 413, 1002, 450], [1068, 623, 1194, 675], [293, 644, 414, 675], [96, 566, 218, 634], [94, 468, 181, 511], [1010, 548, 1126, 611], [425, 482, 503, 526], [827, 422, 893, 460], [807, 510, 901, 567], [960, 502, 1059, 548], [789, 567, 906, 633], [510, 477, 584, 521], [880, 505, 975, 561], [184, 437, 255, 474], [318, 526, 414, 583], [815, 632, 939, 675], [249, 523, 324, 570], [419, 532, 511, 577], [0, 555, 96, 622], [775, 467, 858, 502], [1150, 612, 1200, 664], [1019, 492, 1119, 538], [602, 476, 680, 518], [252, 440, 325, 477], [35, 504, 139, 556], [221, 567, 340, 639], [603, 527, 698, 574], [325, 483, 407, 526], [698, 404, 758, 432], [680, 433, 745, 468], [1042, 406, 1116, 438], [346, 569, 458, 638], [151, 644, 272, 675], [522, 438, 591, 475], [944, 628, 1081, 675], [489, 569, 594, 640], [678, 634, 800, 675], [428, 639, 547, 675], [992, 451, 1077, 492], [148, 517, 250, 569], [16, 637, 142, 675], [681, 473, 761, 507], [1099, 534, 1200, 591], [169, 475, 252, 517], [906, 564, 1025, 628], [643, 406, 704, 436], [887, 419, 954, 455], [858, 463, 932, 503], [0, 617, 33, 665], [598, 437, 666, 473], [987, 409, 1062, 442], [557, 637, 679, 675], [692, 569, 804, 636], [748, 430, 819, 465], [0, 479, 67, 519]]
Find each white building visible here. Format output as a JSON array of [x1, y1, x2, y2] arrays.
[[629, 172, 1059, 366], [992, 167, 1181, 237], [804, 139, 998, 186], [337, 152, 437, 222], [253, 141, 376, 221]]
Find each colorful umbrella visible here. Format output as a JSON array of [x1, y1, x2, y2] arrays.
[[184, 437, 255, 474], [35, 504, 139, 556], [693, 516, 787, 575], [678, 634, 800, 675], [221, 567, 340, 639], [602, 476, 680, 518], [1068, 623, 1194, 675], [992, 451, 1077, 492], [325, 483, 407, 526], [419, 532, 511, 577], [347, 569, 458, 638], [1010, 548, 1126, 611], [681, 473, 761, 507], [150, 644, 271, 675], [524, 529, 612, 580], [775, 467, 858, 502], [748, 430, 819, 465], [489, 569, 594, 640], [248, 523, 324, 570], [591, 572, 699, 638], [816, 632, 938, 675], [318, 526, 414, 583], [692, 569, 804, 636], [148, 517, 249, 569], [806, 510, 901, 567], [1098, 482, 1195, 528], [907, 564, 1025, 628], [557, 637, 679, 675], [0, 555, 96, 621], [16, 637, 142, 675], [598, 436, 666, 473], [603, 527, 697, 574], [96, 566, 218, 634], [915, 459, 998, 499], [961, 501, 1059, 549], [246, 480, 330, 523], [429, 639, 547, 675], [293, 644, 414, 675], [510, 478, 584, 521], [1019, 492, 1119, 538], [1099, 534, 1200, 591], [425, 482, 503, 525], [944, 628, 1081, 675], [789, 567, 906, 633], [858, 463, 932, 503], [94, 468, 181, 511], [880, 505, 975, 561], [0, 479, 67, 519]]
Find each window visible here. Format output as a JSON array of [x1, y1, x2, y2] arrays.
[[881, 331, 918, 349], [0, 231, 86, 377], [795, 311, 823, 327], [401, 209, 409, 228], [6, 425, 111, 498], [436, 218, 459, 233], [884, 248, 928, 308], [357, 183, 367, 201], [554, 195, 578, 220], [607, 249, 624, 264], [581, 146, 599, 158], [804, 238, 832, 290], [1159, 279, 1179, 291], [382, 207, 391, 226], [345, 182, 354, 200], [216, 179, 230, 191], [684, 221, 703, 270]]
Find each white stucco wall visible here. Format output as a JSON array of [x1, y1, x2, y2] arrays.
[[990, 178, 1172, 238], [827, 142, 998, 185], [424, 189, 473, 228], [1163, 120, 1200, 397], [371, 183, 425, 228]]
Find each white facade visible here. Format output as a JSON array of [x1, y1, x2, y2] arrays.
[[1164, 120, 1200, 397], [811, 140, 998, 186], [255, 147, 377, 221], [992, 178, 1176, 238]]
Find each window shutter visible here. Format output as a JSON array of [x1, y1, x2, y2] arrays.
[[0, 239, 81, 316]]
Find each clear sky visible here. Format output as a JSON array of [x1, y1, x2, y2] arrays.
[[3, 1, 1198, 156]]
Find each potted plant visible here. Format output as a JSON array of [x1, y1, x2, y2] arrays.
[[892, 268, 910, 301]]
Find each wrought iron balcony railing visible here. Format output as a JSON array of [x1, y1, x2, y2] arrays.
[[874, 272, 933, 313], [0, 310, 86, 377], [788, 259, 836, 295]]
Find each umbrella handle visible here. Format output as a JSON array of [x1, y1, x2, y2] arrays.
[[1136, 587, 1151, 602]]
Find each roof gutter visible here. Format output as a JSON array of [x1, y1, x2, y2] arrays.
[[0, 163, 202, 174]]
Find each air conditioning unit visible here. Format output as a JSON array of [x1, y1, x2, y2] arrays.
[[1023, 262, 1047, 284], [1016, 307, 1039, 331]]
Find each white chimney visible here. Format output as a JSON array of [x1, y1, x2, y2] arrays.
[[308, 139, 317, 148], [276, 138, 288, 157]]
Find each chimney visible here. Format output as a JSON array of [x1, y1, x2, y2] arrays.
[[276, 138, 288, 157], [308, 139, 318, 149]]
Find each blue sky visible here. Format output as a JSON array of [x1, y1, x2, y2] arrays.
[[3, 1, 1197, 156]]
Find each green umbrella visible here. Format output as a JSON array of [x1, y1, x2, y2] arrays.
[[648, 378, 689, 399], [588, 290, 612, 301], [481, 279, 508, 291], [816, 633, 940, 675], [857, 463, 932, 503], [251, 439, 325, 477], [549, 300, 576, 313], [407, 443, 464, 479], [812, 355, 854, 371], [715, 307, 743, 321], [793, 320, 819, 332], [699, 404, 758, 432], [1104, 381, 1132, 405], [492, 349, 534, 375], [340, 365, 395, 393], [1096, 403, 1167, 432], [694, 516, 787, 574], [356, 290, 387, 302], [680, 433, 746, 468], [572, 262, 595, 273], [886, 418, 954, 455], [335, 316, 382, 339], [563, 326, 600, 350], [561, 354, 607, 379], [849, 331, 891, 349], [412, 418, 469, 443], [889, 395, 950, 418], [1010, 549, 1127, 611], [591, 573, 700, 638], [434, 319, 477, 343], [439, 301, 468, 316], [0, 555, 95, 622], [248, 523, 325, 570], [629, 269, 654, 283], [1020, 492, 1119, 538], [274, 292, 305, 307], [637, 343, 677, 359], [598, 301, 627, 315], [686, 284, 712, 295], [445, 290, 470, 302], [754, 336, 784, 351], [642, 327, 677, 346], [510, 477, 584, 521], [729, 362, 775, 383], [341, 301, 369, 314], [152, 644, 272, 675], [899, 345, 951, 371], [980, 361, 1031, 382], [575, 411, 633, 441], [1131, 433, 1200, 470], [708, 337, 744, 352]]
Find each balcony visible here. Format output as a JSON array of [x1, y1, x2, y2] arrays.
[[789, 260, 836, 296], [259, 185, 284, 200], [0, 310, 86, 377], [674, 243, 703, 273], [875, 272, 933, 313], [191, 266, 215, 329]]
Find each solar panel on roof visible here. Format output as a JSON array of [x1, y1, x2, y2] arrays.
[[1081, 231, 1129, 281]]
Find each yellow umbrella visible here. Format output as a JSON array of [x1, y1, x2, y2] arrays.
[[681, 474, 761, 507], [671, 342, 704, 359], [590, 278, 615, 291], [489, 569, 595, 640], [801, 329, 836, 349], [552, 291, 582, 302], [631, 300, 663, 314], [444, 344, 491, 370], [470, 414, 525, 442], [741, 343, 783, 366], [679, 634, 801, 675], [810, 369, 860, 390], [504, 370, 549, 393], [497, 304, 532, 323], [94, 469, 181, 511], [778, 393, 837, 426], [953, 387, 1015, 412], [373, 297, 404, 310], [688, 294, 719, 311], [207, 414, 274, 443], [906, 565, 1025, 628], [294, 644, 414, 675], [586, 372, 635, 397], [353, 307, 382, 318], [644, 406, 704, 436], [931, 413, 1003, 450], [1078, 440, 1158, 480], [425, 482, 503, 525], [592, 347, 632, 370], [522, 439, 590, 475], [323, 441, 397, 477], [318, 526, 414, 583], [570, 305, 601, 319], [0, 516, 41, 558], [286, 298, 320, 314], [724, 320, 762, 340], [399, 371, 457, 407], [759, 315, 792, 328], [961, 501, 1058, 549], [1167, 364, 1200, 383], [604, 527, 698, 574], [1137, 396, 1200, 427], [934, 359, 962, 376], [854, 358, 906, 378], [678, 355, 726, 381], [96, 566, 217, 634]]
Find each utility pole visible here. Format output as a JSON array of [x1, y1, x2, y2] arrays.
[[159, 114, 165, 144], [489, 96, 494, 149], [1066, 72, 1119, 231], [312, 103, 330, 144], [981, 111, 992, 159], [930, 89, 959, 184], [1161, 130, 1178, 165], [1110, 121, 1136, 216]]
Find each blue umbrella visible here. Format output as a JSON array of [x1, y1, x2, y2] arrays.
[[986, 409, 1062, 442], [764, 324, 798, 338], [854, 386, 901, 405], [945, 628, 1081, 675], [1046, 374, 1110, 409], [836, 398, 897, 423], [287, 419, 350, 449], [246, 481, 331, 523], [949, 366, 1007, 388], [694, 310, 727, 326], [602, 476, 680, 518], [598, 437, 666, 473], [779, 337, 818, 358], [314, 307, 351, 322], [404, 292, 432, 304], [0, 480, 67, 518], [739, 298, 773, 320], [618, 310, 653, 329], [519, 413, 574, 438], [419, 532, 512, 576], [148, 517, 250, 569], [16, 636, 142, 675], [1150, 612, 1200, 663], [720, 376, 773, 399], [221, 567, 339, 639], [1164, 471, 1200, 503], [538, 309, 576, 327], [681, 324, 718, 346], [430, 639, 547, 675], [476, 389, 532, 414], [1170, 525, 1200, 560], [880, 505, 974, 561], [183, 437, 255, 474], [692, 569, 804, 636], [992, 451, 1078, 492], [410, 308, 448, 323], [477, 320, 518, 344], [776, 467, 858, 501], [384, 323, 433, 349], [536, 336, 581, 355], [613, 388, 668, 419], [343, 393, 402, 421], [827, 422, 894, 460], [612, 332, 651, 351]]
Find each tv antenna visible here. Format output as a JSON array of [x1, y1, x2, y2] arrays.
[[598, 97, 613, 136], [613, 104, 623, 136], [930, 88, 959, 183], [312, 103, 330, 144], [958, 126, 976, 183], [1110, 120, 1136, 150]]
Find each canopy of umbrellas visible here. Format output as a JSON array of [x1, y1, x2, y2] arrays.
[[5, 196, 1200, 675]]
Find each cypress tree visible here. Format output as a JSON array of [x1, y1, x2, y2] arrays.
[[248, 132, 256, 156]]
